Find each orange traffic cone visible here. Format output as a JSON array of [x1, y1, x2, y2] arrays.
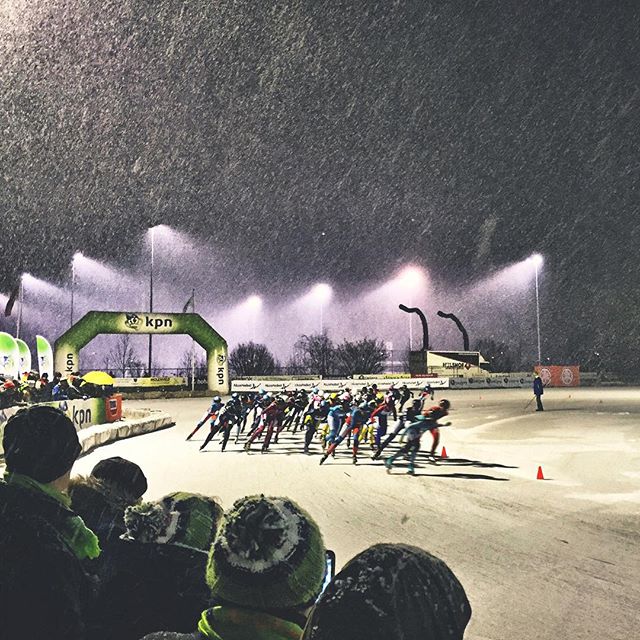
[[441, 446, 448, 459], [536, 466, 545, 480]]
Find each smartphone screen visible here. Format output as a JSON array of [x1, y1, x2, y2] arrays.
[[318, 550, 336, 601]]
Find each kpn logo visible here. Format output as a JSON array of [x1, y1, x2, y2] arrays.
[[125, 314, 142, 330], [124, 313, 175, 331]]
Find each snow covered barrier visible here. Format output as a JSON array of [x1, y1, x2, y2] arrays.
[[76, 406, 174, 455], [0, 397, 173, 458]]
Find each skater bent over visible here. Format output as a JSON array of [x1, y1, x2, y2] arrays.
[[420, 399, 451, 458], [385, 399, 452, 475], [319, 401, 373, 465], [372, 398, 422, 460], [187, 396, 224, 441]]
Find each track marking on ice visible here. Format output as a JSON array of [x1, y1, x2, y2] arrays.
[[466, 414, 531, 435]]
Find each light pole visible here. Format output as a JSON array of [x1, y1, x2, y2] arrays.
[[398, 266, 423, 351], [246, 295, 262, 342], [148, 227, 155, 376], [531, 254, 544, 365], [70, 253, 82, 328], [409, 292, 413, 350], [15, 274, 24, 340], [312, 284, 332, 334]]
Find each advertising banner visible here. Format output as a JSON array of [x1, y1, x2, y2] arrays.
[[449, 374, 533, 389], [535, 365, 580, 387], [36, 335, 54, 379], [0, 332, 20, 378], [354, 373, 412, 379], [15, 339, 31, 375], [113, 376, 187, 388], [55, 311, 228, 393], [231, 377, 450, 393], [1, 396, 123, 457]]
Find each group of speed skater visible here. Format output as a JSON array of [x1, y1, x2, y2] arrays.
[[186, 383, 452, 475]]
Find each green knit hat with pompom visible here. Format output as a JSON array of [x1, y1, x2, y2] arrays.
[[124, 491, 222, 551], [206, 495, 326, 610]]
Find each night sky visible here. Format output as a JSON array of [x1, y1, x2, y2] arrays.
[[1, 1, 638, 370]]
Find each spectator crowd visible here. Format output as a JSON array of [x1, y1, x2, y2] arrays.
[[0, 371, 111, 408], [0, 405, 472, 640]]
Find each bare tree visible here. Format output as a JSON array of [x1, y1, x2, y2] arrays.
[[178, 348, 208, 382], [294, 333, 335, 377], [334, 338, 387, 376], [474, 337, 515, 372], [229, 342, 279, 377], [103, 335, 144, 377]]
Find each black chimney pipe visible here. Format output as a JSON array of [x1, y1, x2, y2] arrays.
[[437, 310, 470, 351], [399, 304, 429, 352]]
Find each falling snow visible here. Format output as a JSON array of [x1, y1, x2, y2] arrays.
[[0, 1, 638, 374]]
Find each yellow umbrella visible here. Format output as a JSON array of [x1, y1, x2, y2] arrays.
[[82, 371, 115, 386]]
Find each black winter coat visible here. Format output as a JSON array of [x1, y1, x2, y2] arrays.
[[92, 539, 210, 640], [68, 475, 131, 545], [0, 480, 96, 640]]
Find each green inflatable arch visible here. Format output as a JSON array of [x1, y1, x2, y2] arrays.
[[54, 311, 229, 393]]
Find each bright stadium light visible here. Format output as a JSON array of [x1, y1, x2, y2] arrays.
[[398, 265, 424, 288], [312, 283, 333, 303], [530, 253, 544, 268], [311, 283, 333, 333], [246, 295, 263, 312]]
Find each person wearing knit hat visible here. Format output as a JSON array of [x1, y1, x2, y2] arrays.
[[302, 543, 472, 640], [92, 492, 224, 640], [141, 494, 327, 640], [0, 406, 100, 640], [68, 456, 148, 545], [91, 456, 148, 501]]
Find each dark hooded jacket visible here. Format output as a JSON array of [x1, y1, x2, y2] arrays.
[[302, 543, 471, 640], [92, 539, 211, 640], [0, 477, 98, 640], [68, 474, 133, 545]]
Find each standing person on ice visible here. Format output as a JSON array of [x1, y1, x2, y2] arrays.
[[533, 372, 544, 411], [186, 396, 224, 441], [384, 399, 451, 475]]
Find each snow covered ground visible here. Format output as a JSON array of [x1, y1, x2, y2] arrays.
[[74, 388, 640, 640]]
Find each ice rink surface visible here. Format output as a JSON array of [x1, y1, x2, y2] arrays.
[[75, 388, 640, 640]]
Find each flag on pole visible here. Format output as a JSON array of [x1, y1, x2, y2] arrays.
[[4, 284, 20, 317], [182, 289, 195, 313]]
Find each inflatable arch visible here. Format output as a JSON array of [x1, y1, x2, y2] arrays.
[[54, 311, 229, 393]]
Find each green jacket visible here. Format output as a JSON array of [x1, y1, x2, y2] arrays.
[[0, 474, 100, 640], [198, 606, 304, 640], [141, 606, 304, 640]]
